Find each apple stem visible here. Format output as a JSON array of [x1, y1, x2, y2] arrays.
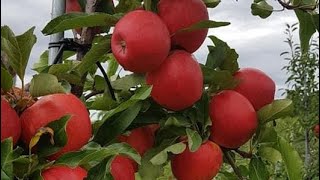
[[223, 150, 245, 180]]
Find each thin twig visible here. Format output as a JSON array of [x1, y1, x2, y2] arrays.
[[223, 150, 244, 180], [84, 90, 104, 100], [234, 149, 253, 159], [96, 61, 116, 101]]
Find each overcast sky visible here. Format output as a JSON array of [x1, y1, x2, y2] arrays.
[[1, 0, 299, 98]]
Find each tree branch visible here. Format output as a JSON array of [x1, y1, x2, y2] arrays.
[[84, 90, 104, 100], [234, 149, 253, 159], [223, 150, 244, 180], [71, 0, 99, 97], [96, 61, 116, 101]]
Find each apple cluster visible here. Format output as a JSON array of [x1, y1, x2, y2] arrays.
[[111, 0, 208, 112]]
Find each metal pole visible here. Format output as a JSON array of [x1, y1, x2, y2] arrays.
[[49, 0, 66, 64]]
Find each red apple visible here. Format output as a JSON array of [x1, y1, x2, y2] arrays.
[[157, 0, 209, 53], [117, 126, 155, 171], [314, 124, 319, 138], [111, 10, 171, 73], [171, 141, 223, 180], [110, 155, 135, 180], [209, 90, 258, 149], [1, 98, 21, 145], [41, 166, 87, 180], [146, 50, 203, 111], [117, 126, 155, 156], [20, 93, 92, 160], [233, 68, 275, 110]]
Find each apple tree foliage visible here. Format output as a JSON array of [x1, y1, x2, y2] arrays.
[[1, 0, 319, 179]]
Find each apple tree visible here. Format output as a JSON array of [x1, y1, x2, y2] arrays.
[[1, 0, 319, 179]]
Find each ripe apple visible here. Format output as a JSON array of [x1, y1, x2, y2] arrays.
[[117, 126, 155, 156], [110, 155, 135, 180], [233, 68, 275, 110], [209, 90, 258, 149], [20, 93, 92, 160], [41, 166, 87, 180], [171, 141, 223, 180], [1, 98, 21, 145], [157, 0, 209, 53], [111, 10, 171, 73], [314, 124, 319, 138], [117, 126, 155, 171], [146, 50, 203, 111]]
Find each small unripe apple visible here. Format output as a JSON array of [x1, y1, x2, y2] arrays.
[[157, 0, 209, 53], [171, 141, 223, 180], [233, 68, 275, 110], [41, 166, 87, 180], [111, 10, 171, 73], [209, 90, 258, 149], [1, 98, 21, 145], [110, 155, 135, 180], [314, 124, 319, 138], [146, 50, 203, 111]]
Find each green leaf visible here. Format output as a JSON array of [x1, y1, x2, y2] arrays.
[[93, 75, 106, 91], [295, 10, 317, 54], [55, 143, 141, 167], [258, 99, 294, 124], [311, 13, 319, 32], [206, 36, 239, 74], [93, 101, 143, 146], [1, 67, 13, 92], [177, 20, 230, 33], [111, 73, 146, 90], [186, 129, 202, 152], [87, 94, 118, 110], [115, 0, 141, 13], [48, 63, 73, 76], [251, 1, 273, 19], [42, 12, 121, 35], [32, 51, 49, 73], [138, 138, 180, 180], [1, 26, 36, 82], [194, 92, 212, 135], [36, 115, 71, 157], [203, 0, 221, 8], [273, 136, 304, 180], [258, 146, 282, 164], [33, 50, 76, 73], [201, 65, 238, 91], [249, 156, 270, 180], [102, 86, 152, 120], [1, 138, 13, 180], [253, 126, 278, 146], [75, 36, 111, 76], [29, 73, 66, 97], [1, 26, 18, 47], [164, 116, 191, 128], [107, 54, 119, 78], [86, 156, 114, 180], [150, 142, 186, 165]]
